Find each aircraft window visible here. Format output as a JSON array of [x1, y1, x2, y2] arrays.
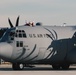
[[19, 33, 22, 37], [23, 34, 26, 37], [19, 30, 21, 32], [16, 41, 19, 47], [10, 32, 15, 36], [15, 33, 17, 37], [15, 30, 27, 38], [16, 41, 23, 47], [16, 30, 18, 32], [20, 41, 23, 47], [22, 30, 25, 32], [11, 37, 14, 40], [9, 31, 15, 41]]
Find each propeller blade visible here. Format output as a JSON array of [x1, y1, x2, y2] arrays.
[[8, 18, 14, 28], [15, 16, 20, 27]]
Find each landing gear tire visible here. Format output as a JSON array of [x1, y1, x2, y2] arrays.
[[61, 64, 70, 70], [12, 63, 24, 70], [52, 64, 60, 70]]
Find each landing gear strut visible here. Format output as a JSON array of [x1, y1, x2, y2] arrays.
[[52, 64, 60, 70], [61, 64, 70, 70], [12, 63, 24, 70], [52, 64, 70, 70]]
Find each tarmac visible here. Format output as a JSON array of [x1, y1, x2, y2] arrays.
[[0, 64, 76, 75]]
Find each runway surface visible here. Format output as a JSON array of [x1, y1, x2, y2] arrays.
[[0, 64, 76, 75]]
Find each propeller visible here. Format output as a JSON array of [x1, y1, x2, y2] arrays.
[[8, 16, 20, 28]]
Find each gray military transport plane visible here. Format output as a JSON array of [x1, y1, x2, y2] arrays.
[[0, 17, 76, 70]]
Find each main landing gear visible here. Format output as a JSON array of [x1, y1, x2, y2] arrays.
[[12, 63, 24, 70], [12, 63, 70, 70], [52, 64, 70, 70]]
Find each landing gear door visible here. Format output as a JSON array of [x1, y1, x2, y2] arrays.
[[37, 48, 46, 60]]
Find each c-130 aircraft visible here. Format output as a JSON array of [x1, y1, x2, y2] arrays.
[[0, 16, 76, 70]]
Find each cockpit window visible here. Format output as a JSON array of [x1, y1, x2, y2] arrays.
[[19, 30, 21, 32], [9, 31, 15, 41], [22, 30, 25, 33], [15, 30, 27, 38], [23, 33, 26, 37], [19, 33, 22, 37], [10, 32, 15, 36]]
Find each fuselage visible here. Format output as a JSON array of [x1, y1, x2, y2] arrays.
[[0, 25, 76, 64]]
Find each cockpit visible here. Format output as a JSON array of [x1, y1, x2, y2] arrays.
[[9, 29, 27, 42], [15, 30, 27, 38]]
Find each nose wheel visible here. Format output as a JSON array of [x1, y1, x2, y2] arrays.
[[12, 63, 24, 70]]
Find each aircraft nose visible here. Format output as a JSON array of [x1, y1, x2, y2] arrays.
[[0, 42, 13, 60]]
